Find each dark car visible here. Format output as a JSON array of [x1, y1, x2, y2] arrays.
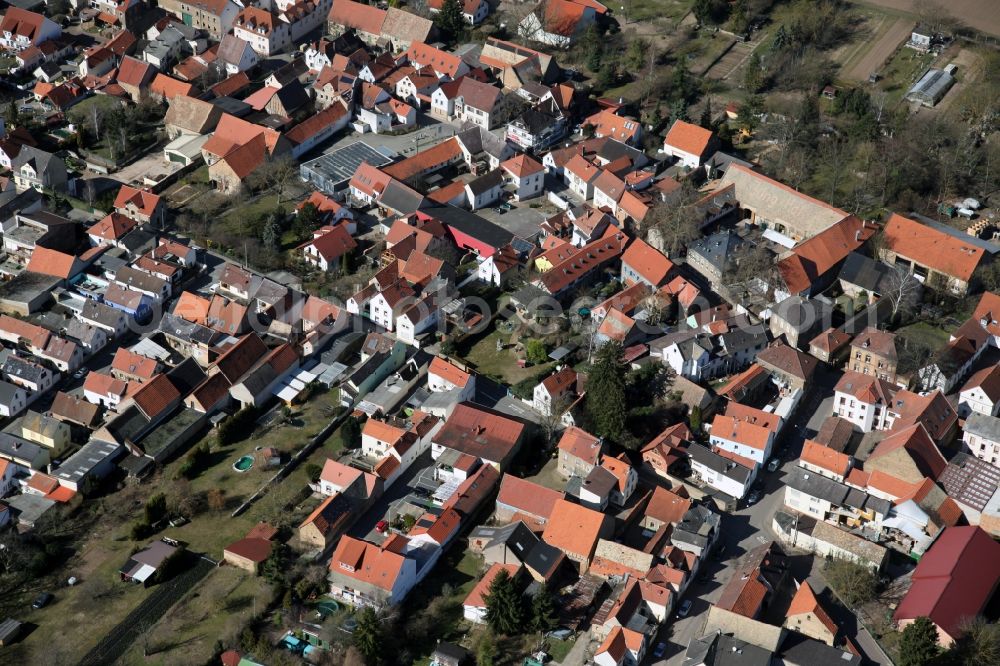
[[32, 592, 53, 609]]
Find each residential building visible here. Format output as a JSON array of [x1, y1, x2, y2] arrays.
[[500, 154, 545, 201], [159, 0, 242, 39], [557, 426, 602, 478], [517, 0, 599, 47], [0, 8, 61, 51], [964, 412, 1000, 467], [532, 366, 578, 417], [688, 443, 756, 500], [847, 327, 898, 382], [431, 403, 527, 470], [13, 146, 67, 193], [959, 365, 1000, 418], [541, 498, 612, 571], [327, 535, 418, 607], [662, 119, 717, 168], [709, 403, 780, 465]]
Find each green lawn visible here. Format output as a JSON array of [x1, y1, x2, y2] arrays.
[[120, 566, 273, 665], [894, 321, 951, 350], [877, 45, 936, 105], [547, 638, 575, 662], [463, 329, 556, 387], [621, 0, 692, 24]]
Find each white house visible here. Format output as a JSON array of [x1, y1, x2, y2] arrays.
[[428, 356, 475, 400], [662, 119, 717, 169], [958, 366, 1000, 418], [0, 381, 27, 418], [395, 294, 439, 347], [0, 9, 61, 52], [709, 406, 780, 465], [688, 443, 756, 500], [963, 412, 1000, 468], [532, 366, 577, 417], [833, 372, 896, 433], [463, 563, 520, 623], [465, 171, 504, 211], [594, 625, 646, 666], [300, 224, 357, 272], [501, 154, 545, 201], [428, 0, 489, 25]]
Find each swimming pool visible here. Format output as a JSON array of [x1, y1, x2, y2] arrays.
[[314, 599, 339, 616], [232, 455, 254, 472]]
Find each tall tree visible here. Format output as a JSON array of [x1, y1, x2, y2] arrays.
[[434, 0, 465, 43], [949, 617, 1000, 666], [353, 606, 382, 665], [476, 630, 497, 666], [700, 97, 714, 129], [585, 341, 627, 442], [484, 569, 524, 635], [823, 557, 876, 608], [531, 583, 558, 632], [884, 266, 921, 321], [341, 416, 362, 449], [899, 616, 941, 666], [743, 51, 764, 93]]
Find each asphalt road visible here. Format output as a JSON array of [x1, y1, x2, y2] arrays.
[[649, 367, 890, 666]]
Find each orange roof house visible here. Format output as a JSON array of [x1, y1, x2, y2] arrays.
[[584, 109, 641, 145], [428, 356, 473, 391], [495, 474, 563, 531], [784, 580, 839, 645], [663, 119, 717, 167], [778, 215, 874, 296], [621, 237, 673, 287], [114, 185, 164, 225], [299, 224, 357, 271], [541, 498, 611, 569], [557, 426, 602, 477], [327, 535, 418, 606], [799, 440, 852, 480], [881, 213, 986, 294], [463, 563, 521, 622], [27, 247, 84, 281]]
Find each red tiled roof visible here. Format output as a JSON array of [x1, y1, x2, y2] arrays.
[[496, 474, 562, 521], [90, 212, 138, 241], [557, 426, 601, 465], [787, 581, 838, 636], [225, 537, 273, 563], [27, 247, 79, 279], [112, 347, 158, 380], [150, 73, 194, 100], [622, 237, 673, 287], [541, 498, 607, 559], [301, 224, 357, 262], [664, 119, 714, 156], [883, 213, 985, 282], [894, 526, 1000, 640], [286, 101, 348, 145], [502, 153, 544, 178], [131, 373, 179, 420], [778, 215, 873, 294], [800, 439, 851, 476], [428, 356, 472, 387], [116, 55, 154, 88], [645, 485, 691, 526], [114, 187, 161, 220], [327, 0, 386, 34], [464, 562, 520, 609]]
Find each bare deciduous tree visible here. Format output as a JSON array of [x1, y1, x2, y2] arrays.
[[884, 265, 921, 320]]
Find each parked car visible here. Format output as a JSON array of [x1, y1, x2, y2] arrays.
[[375, 520, 389, 534], [546, 628, 573, 640], [676, 599, 692, 618], [653, 642, 668, 658], [747, 490, 761, 505], [66, 577, 78, 586], [32, 592, 53, 609], [767, 457, 780, 472]]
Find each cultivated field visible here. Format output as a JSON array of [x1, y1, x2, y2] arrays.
[[843, 16, 914, 81], [851, 0, 1000, 37]]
